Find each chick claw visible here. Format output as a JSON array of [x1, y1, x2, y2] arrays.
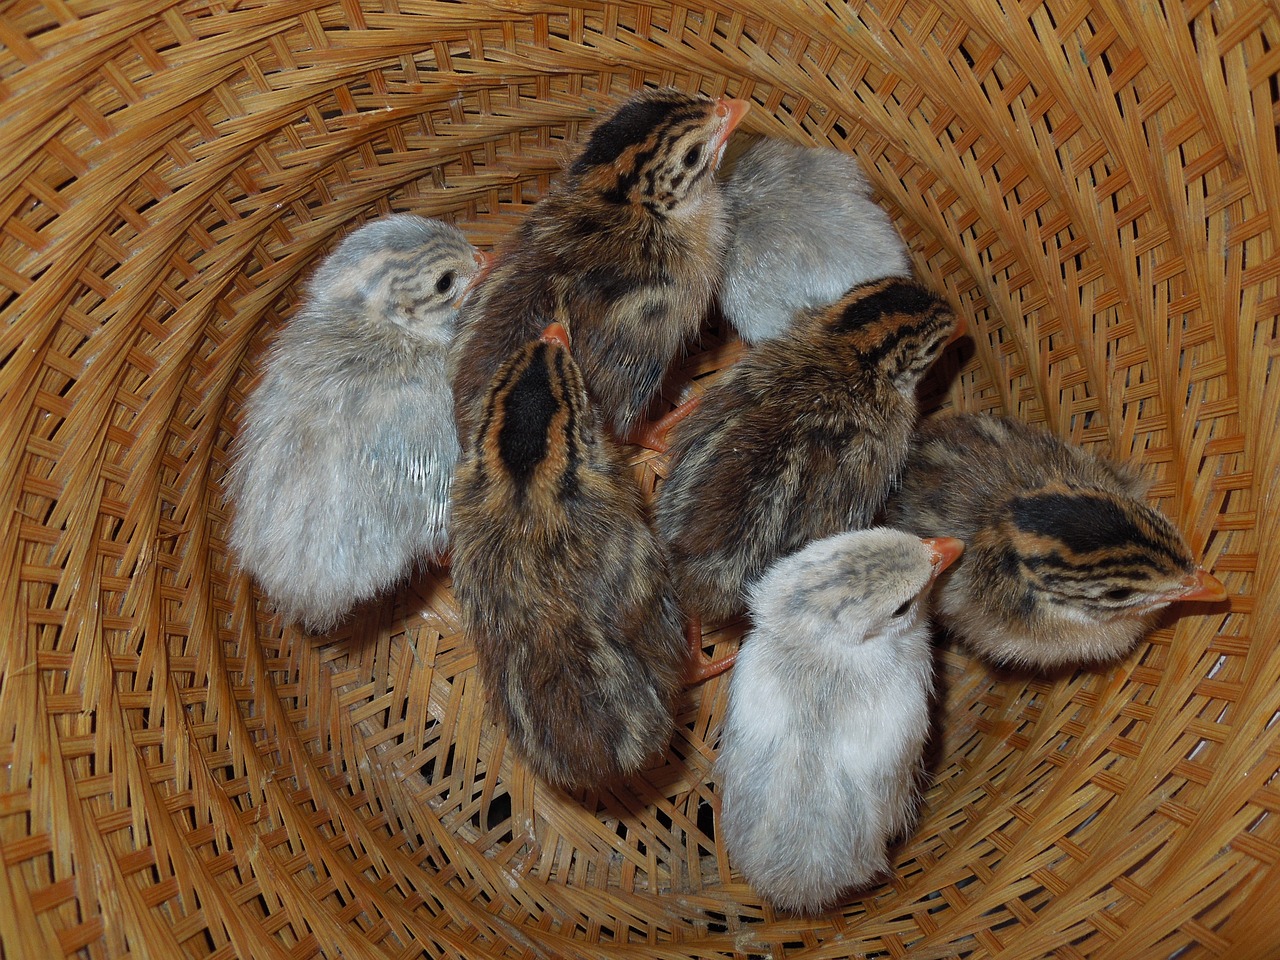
[[685, 614, 736, 684], [627, 395, 703, 454]]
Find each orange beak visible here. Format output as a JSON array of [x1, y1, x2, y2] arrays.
[[922, 536, 965, 577], [945, 311, 968, 346], [455, 248, 494, 306], [712, 97, 751, 154], [1175, 567, 1228, 603], [540, 322, 571, 349]]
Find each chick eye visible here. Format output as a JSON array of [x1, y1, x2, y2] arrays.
[[891, 597, 914, 618], [435, 270, 456, 295], [683, 144, 702, 167], [1104, 586, 1135, 602]]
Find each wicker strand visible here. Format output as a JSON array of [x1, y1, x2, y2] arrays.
[[1, 1, 1276, 958]]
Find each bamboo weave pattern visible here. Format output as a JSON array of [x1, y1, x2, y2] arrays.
[[1, 2, 1276, 958]]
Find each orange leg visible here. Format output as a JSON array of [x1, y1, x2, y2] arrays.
[[685, 614, 737, 684], [627, 395, 703, 454]]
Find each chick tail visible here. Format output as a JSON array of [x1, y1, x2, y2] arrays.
[[502, 636, 673, 791]]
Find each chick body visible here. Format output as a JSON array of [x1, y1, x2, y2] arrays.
[[451, 333, 686, 790], [228, 214, 484, 632], [884, 413, 1227, 667], [656, 277, 959, 623], [451, 86, 748, 448], [720, 138, 911, 343], [717, 528, 961, 915]]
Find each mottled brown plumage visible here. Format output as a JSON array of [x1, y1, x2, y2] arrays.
[[655, 277, 960, 623], [450, 86, 749, 450], [883, 413, 1228, 668], [450, 328, 686, 790]]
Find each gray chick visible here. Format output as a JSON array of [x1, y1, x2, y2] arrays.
[[719, 137, 912, 343], [716, 528, 964, 915], [227, 213, 486, 633]]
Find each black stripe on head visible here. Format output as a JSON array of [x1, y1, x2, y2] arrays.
[[572, 93, 694, 174], [829, 279, 942, 335], [573, 92, 706, 175], [497, 343, 555, 483], [1022, 553, 1159, 582], [554, 347, 582, 501], [1010, 491, 1185, 561], [827, 280, 952, 377]]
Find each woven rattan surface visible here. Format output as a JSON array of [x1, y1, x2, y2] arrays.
[[2, 1, 1277, 958]]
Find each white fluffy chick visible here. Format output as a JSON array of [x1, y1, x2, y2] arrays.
[[227, 213, 486, 633], [716, 528, 964, 915], [719, 137, 912, 343]]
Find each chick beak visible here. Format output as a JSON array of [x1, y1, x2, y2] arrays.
[[945, 312, 968, 346], [922, 536, 965, 578], [712, 97, 751, 155], [1174, 567, 1228, 603], [454, 249, 494, 307], [540, 322, 571, 349]]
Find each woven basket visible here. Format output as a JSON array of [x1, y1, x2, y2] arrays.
[[3, 2, 1276, 957]]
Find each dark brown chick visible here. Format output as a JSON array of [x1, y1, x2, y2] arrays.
[[655, 277, 962, 625], [883, 412, 1228, 668], [449, 324, 686, 791], [450, 86, 749, 451]]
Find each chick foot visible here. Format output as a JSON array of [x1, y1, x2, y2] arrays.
[[685, 614, 737, 684], [628, 395, 703, 453]]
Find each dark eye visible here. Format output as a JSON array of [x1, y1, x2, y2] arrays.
[[683, 144, 702, 167], [891, 597, 914, 618], [1104, 587, 1135, 602], [435, 271, 455, 295]]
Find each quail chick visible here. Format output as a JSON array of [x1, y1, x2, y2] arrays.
[[719, 138, 912, 343], [656, 276, 962, 625], [883, 412, 1228, 668], [450, 86, 750, 450], [717, 528, 964, 915], [226, 213, 486, 633], [450, 324, 687, 791]]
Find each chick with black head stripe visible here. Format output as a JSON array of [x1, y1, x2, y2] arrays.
[[451, 324, 687, 790], [450, 86, 749, 453], [883, 412, 1228, 668], [657, 277, 963, 639]]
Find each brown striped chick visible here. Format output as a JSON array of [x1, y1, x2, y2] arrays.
[[655, 277, 963, 635], [450, 323, 687, 791], [450, 86, 749, 452], [883, 413, 1228, 668]]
